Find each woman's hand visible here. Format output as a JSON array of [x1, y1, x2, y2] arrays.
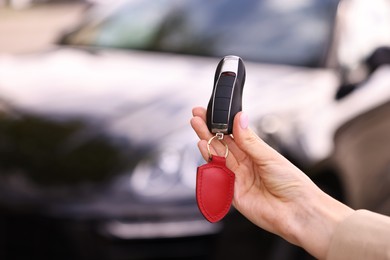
[[190, 107, 353, 259]]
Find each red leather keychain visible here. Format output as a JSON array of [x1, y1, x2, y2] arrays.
[[196, 135, 235, 223]]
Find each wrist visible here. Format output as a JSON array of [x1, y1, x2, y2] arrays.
[[294, 189, 354, 259]]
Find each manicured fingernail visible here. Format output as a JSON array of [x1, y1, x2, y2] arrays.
[[240, 112, 249, 129]]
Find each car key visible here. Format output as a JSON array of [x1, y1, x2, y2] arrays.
[[207, 55, 246, 135], [196, 55, 246, 223]]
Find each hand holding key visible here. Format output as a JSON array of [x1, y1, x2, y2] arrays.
[[191, 107, 353, 260]]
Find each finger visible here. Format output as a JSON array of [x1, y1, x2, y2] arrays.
[[233, 112, 283, 164], [223, 134, 248, 164], [197, 140, 208, 161], [192, 107, 207, 122], [190, 116, 213, 141], [198, 140, 213, 161]]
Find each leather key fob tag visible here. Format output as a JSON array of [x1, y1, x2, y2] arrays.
[[196, 156, 235, 223]]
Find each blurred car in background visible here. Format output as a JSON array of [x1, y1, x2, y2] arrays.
[[0, 0, 390, 259]]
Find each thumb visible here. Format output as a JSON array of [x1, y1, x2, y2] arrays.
[[233, 112, 281, 164]]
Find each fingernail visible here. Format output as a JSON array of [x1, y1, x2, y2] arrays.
[[240, 112, 249, 129]]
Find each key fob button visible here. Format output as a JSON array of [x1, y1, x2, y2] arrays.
[[214, 97, 230, 111], [213, 110, 229, 124]]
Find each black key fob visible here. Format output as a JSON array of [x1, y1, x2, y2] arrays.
[[207, 55, 246, 135]]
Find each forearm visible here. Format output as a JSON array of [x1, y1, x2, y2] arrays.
[[326, 209, 390, 260]]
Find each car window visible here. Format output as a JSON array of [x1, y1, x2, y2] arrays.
[[62, 0, 339, 67]]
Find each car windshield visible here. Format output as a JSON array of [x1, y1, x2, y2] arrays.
[[62, 0, 339, 67]]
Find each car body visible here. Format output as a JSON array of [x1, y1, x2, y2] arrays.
[[0, 0, 390, 259]]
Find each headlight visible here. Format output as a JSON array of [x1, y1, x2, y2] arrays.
[[129, 141, 202, 200]]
